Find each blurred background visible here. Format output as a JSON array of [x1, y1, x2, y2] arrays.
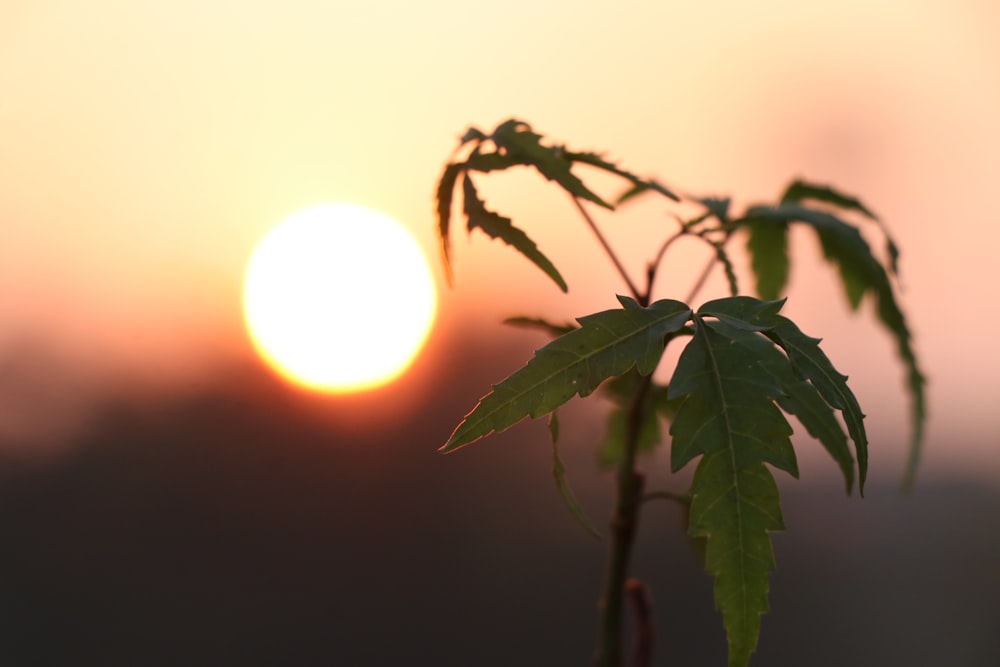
[[1, 1, 998, 665]]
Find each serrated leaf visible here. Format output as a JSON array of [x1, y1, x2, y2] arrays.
[[565, 150, 679, 202], [886, 238, 901, 279], [464, 149, 531, 173], [712, 318, 856, 494], [739, 204, 871, 308], [462, 175, 568, 292], [436, 162, 464, 285], [459, 126, 487, 146], [503, 316, 577, 337], [699, 298, 862, 494], [764, 315, 869, 492], [667, 315, 801, 667], [771, 371, 854, 494], [490, 119, 613, 209], [441, 297, 692, 452], [685, 517, 709, 569], [697, 296, 786, 332], [614, 182, 650, 206], [781, 180, 899, 274], [688, 451, 785, 667], [736, 204, 924, 479], [745, 220, 789, 300], [700, 197, 732, 225], [668, 318, 799, 475], [550, 412, 601, 539], [781, 179, 879, 220], [871, 282, 926, 489]]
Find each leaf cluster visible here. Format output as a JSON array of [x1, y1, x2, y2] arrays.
[[738, 183, 924, 486], [443, 294, 868, 665], [437, 118, 678, 293], [437, 119, 924, 487], [434, 119, 924, 667]]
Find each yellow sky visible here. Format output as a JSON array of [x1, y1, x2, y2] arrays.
[[1, 0, 998, 475]]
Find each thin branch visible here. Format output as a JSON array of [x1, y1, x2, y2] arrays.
[[594, 374, 653, 666], [678, 228, 733, 302], [651, 229, 688, 271], [642, 489, 690, 506], [645, 229, 687, 300], [570, 195, 644, 304], [626, 579, 654, 667], [684, 231, 737, 304], [684, 254, 717, 305]]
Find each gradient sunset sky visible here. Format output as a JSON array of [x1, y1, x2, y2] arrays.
[[1, 0, 998, 480]]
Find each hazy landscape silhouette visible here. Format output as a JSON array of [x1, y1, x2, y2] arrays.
[[0, 336, 996, 666]]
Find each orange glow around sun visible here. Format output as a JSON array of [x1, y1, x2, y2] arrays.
[[242, 203, 437, 393]]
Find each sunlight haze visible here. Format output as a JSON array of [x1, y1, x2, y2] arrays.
[[0, 0, 998, 477]]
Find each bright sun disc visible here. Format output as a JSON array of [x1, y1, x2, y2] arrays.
[[243, 203, 437, 393]]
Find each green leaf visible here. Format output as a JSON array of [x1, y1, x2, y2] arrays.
[[441, 297, 692, 452], [739, 204, 869, 307], [668, 316, 799, 475], [886, 238, 901, 278], [490, 119, 613, 209], [697, 297, 864, 494], [435, 162, 464, 285], [550, 412, 602, 539], [871, 281, 926, 490], [688, 450, 785, 667], [614, 182, 650, 206], [738, 203, 923, 486], [459, 126, 487, 146], [764, 315, 868, 492], [667, 312, 802, 667], [781, 179, 879, 220], [745, 220, 789, 300], [462, 175, 568, 292], [685, 517, 709, 570], [502, 316, 577, 338], [564, 150, 679, 202], [781, 179, 900, 277], [769, 366, 855, 493], [700, 197, 732, 225], [716, 323, 856, 495], [696, 296, 786, 332], [464, 149, 531, 173]]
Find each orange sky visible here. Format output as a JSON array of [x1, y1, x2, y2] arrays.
[[1, 1, 998, 477]]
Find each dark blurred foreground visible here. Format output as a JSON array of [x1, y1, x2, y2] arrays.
[[0, 346, 997, 667]]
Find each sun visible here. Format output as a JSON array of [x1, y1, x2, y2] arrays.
[[242, 203, 437, 393]]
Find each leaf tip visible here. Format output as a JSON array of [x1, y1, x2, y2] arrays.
[[439, 429, 478, 455], [437, 440, 459, 454], [439, 247, 455, 287]]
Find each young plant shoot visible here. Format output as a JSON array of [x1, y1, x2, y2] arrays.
[[435, 119, 924, 667]]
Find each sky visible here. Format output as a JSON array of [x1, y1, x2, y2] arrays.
[[1, 2, 1000, 664], [2, 0, 999, 477]]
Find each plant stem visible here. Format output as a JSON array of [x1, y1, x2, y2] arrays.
[[644, 230, 686, 301], [684, 231, 734, 304], [642, 489, 690, 506], [595, 373, 653, 667], [626, 579, 654, 667], [684, 253, 718, 305], [570, 195, 645, 304]]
